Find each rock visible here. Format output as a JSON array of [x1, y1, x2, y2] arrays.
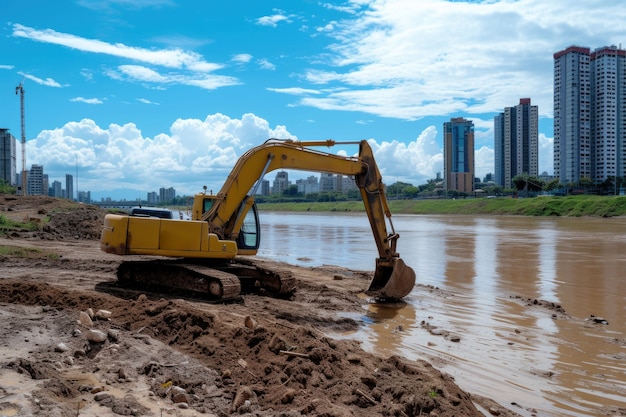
[[107, 329, 120, 342], [231, 386, 254, 412], [172, 392, 189, 404], [86, 308, 94, 319], [54, 342, 69, 352], [281, 388, 296, 404], [94, 391, 111, 402], [488, 406, 501, 415], [78, 311, 93, 327], [95, 309, 112, 320], [244, 316, 257, 329], [86, 329, 107, 343]]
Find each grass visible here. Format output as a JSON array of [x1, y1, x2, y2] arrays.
[[0, 245, 59, 260], [0, 214, 42, 237], [257, 195, 626, 217]]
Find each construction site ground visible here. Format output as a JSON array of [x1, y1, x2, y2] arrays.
[[0, 195, 523, 417]]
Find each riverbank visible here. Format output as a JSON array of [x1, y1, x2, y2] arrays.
[[258, 195, 626, 217], [0, 194, 523, 416]]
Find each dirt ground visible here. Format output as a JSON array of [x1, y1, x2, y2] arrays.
[[0, 195, 523, 417]]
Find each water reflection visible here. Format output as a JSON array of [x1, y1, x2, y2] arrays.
[[258, 212, 626, 417]]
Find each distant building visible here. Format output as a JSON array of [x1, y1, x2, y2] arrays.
[[0, 128, 17, 187], [335, 175, 356, 193], [65, 174, 74, 200], [296, 175, 319, 194], [49, 180, 63, 197], [443, 117, 475, 193], [78, 190, 91, 203], [147, 191, 158, 204], [260, 179, 270, 196], [28, 164, 45, 195], [539, 171, 554, 183], [494, 98, 539, 188], [319, 173, 335, 192], [272, 171, 289, 195], [159, 187, 176, 203]]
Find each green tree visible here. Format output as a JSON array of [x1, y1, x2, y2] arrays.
[[0, 180, 16, 194], [402, 185, 419, 199], [512, 175, 545, 192], [544, 178, 561, 192]]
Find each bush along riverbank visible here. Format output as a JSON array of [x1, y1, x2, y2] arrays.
[[257, 195, 626, 217]]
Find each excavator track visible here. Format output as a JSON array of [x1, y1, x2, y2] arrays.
[[115, 258, 295, 301]]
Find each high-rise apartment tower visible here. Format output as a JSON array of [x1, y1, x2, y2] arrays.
[[443, 117, 475, 193], [554, 45, 626, 184], [0, 128, 17, 187], [494, 98, 539, 188]]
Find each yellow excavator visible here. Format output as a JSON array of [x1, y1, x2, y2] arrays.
[[100, 139, 416, 301]]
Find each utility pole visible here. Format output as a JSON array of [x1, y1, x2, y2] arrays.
[[15, 78, 26, 196]]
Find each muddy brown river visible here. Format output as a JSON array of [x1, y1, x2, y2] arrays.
[[257, 212, 626, 417]]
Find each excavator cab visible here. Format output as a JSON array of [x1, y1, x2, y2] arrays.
[[191, 193, 261, 254], [235, 200, 261, 252]]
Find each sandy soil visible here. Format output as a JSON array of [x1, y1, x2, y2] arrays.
[[0, 195, 523, 417]]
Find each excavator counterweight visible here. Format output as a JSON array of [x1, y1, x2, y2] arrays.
[[100, 139, 416, 301]]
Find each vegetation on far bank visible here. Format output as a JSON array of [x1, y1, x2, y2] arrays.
[[257, 195, 626, 217]]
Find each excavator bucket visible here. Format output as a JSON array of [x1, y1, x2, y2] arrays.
[[366, 258, 416, 300]]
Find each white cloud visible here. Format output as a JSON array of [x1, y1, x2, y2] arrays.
[[137, 98, 159, 105], [27, 114, 447, 198], [282, 0, 625, 121], [268, 87, 321, 95], [18, 72, 63, 88], [12, 24, 225, 72], [256, 10, 293, 27], [258, 58, 276, 70], [70, 97, 104, 104], [109, 64, 240, 90], [0, 64, 14, 70], [232, 54, 253, 63]]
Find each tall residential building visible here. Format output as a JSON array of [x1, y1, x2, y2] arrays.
[[159, 187, 176, 203], [296, 175, 319, 194], [443, 117, 475, 193], [49, 180, 63, 197], [65, 174, 74, 200], [272, 171, 289, 194], [554, 45, 626, 184], [494, 98, 539, 188], [147, 191, 158, 204], [78, 190, 91, 203], [319, 173, 335, 192], [27, 164, 45, 195], [0, 128, 17, 187], [591, 46, 626, 182]]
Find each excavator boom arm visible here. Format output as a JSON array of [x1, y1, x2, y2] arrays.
[[205, 139, 415, 299]]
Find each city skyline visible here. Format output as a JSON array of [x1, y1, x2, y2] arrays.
[[1, 1, 625, 200]]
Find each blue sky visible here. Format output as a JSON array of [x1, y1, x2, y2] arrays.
[[1, 0, 625, 201]]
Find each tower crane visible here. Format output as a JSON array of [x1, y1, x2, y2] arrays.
[[15, 78, 26, 196]]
